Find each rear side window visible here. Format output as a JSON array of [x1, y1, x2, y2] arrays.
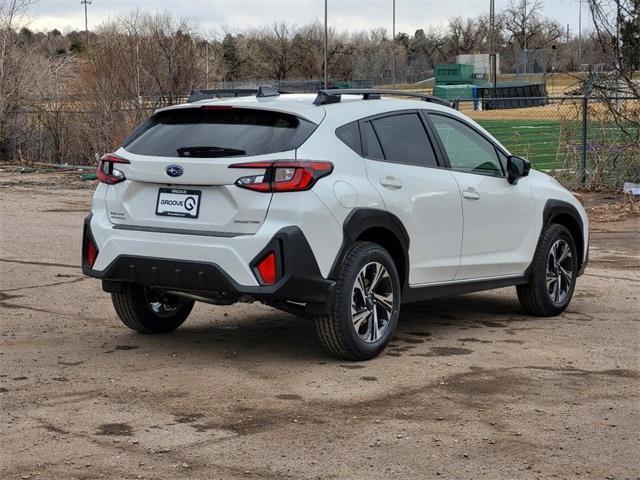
[[371, 113, 438, 167], [361, 121, 384, 160], [123, 108, 317, 158], [336, 122, 362, 155]]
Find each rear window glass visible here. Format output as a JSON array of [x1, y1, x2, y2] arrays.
[[123, 108, 317, 158]]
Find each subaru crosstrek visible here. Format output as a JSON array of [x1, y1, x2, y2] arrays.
[[82, 87, 589, 360]]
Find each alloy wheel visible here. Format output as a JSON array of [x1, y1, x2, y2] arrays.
[[351, 262, 394, 343], [546, 239, 573, 304]]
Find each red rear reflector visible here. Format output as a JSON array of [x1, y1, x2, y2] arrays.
[[85, 238, 98, 268], [256, 251, 277, 285]]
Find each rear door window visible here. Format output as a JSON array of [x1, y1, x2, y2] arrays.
[[370, 113, 438, 167], [123, 108, 317, 158]]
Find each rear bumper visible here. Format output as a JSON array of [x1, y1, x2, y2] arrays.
[[82, 214, 335, 311]]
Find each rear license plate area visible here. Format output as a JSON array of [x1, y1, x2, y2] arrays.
[[156, 188, 201, 218]]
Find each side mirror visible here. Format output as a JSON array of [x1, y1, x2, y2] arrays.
[[507, 156, 530, 185]]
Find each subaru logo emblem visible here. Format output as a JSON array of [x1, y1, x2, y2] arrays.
[[166, 165, 184, 177]]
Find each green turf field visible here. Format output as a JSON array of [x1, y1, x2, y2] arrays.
[[478, 119, 637, 172], [476, 119, 578, 171]]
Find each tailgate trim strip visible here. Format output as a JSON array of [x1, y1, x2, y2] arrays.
[[113, 224, 249, 238]]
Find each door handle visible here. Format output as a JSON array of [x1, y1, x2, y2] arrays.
[[380, 176, 403, 190], [462, 188, 480, 200]]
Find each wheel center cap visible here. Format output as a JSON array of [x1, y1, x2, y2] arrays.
[[366, 296, 374, 310]]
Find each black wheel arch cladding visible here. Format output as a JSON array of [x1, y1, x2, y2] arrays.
[[541, 199, 586, 273], [329, 208, 410, 288]]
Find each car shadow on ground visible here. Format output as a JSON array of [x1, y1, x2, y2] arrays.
[[100, 292, 531, 362]]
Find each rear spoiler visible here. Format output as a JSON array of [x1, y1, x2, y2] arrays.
[[187, 86, 281, 102]]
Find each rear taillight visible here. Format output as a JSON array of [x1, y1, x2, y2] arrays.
[[97, 153, 130, 185], [229, 161, 333, 193]]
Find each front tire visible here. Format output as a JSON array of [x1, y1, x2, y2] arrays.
[[315, 242, 401, 360], [111, 284, 194, 334], [517, 224, 578, 316]]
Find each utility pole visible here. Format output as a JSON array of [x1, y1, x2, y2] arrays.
[[136, 41, 141, 102], [324, 0, 328, 89], [578, 0, 582, 71], [490, 0, 497, 89], [205, 42, 210, 89], [523, 0, 527, 75], [392, 0, 396, 87], [81, 0, 91, 47], [615, 0, 623, 72]]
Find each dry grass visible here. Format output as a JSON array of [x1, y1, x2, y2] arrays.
[[586, 195, 640, 222]]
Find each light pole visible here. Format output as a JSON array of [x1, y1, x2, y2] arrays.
[[615, 0, 623, 72], [205, 42, 210, 89], [324, 0, 328, 89], [490, 0, 497, 89], [81, 0, 92, 47], [523, 0, 527, 75], [578, 0, 582, 71], [392, 0, 396, 87]]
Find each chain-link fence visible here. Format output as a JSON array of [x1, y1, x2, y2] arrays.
[[1, 95, 638, 191], [457, 96, 639, 190]]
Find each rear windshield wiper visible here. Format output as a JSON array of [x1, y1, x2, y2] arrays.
[[177, 146, 246, 158]]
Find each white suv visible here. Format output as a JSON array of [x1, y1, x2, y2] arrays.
[[83, 87, 589, 360]]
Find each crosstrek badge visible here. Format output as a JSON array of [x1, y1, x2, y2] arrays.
[[156, 188, 201, 218]]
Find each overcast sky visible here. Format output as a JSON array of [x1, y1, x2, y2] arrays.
[[26, 0, 591, 37]]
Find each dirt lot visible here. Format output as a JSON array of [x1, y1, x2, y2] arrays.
[[1, 170, 639, 480]]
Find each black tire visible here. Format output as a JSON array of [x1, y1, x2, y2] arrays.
[[111, 284, 194, 334], [517, 223, 578, 316], [315, 242, 401, 360]]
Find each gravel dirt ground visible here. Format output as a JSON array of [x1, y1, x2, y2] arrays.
[[1, 170, 639, 480]]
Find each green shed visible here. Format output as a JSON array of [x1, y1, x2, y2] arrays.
[[433, 84, 475, 100], [435, 64, 475, 85]]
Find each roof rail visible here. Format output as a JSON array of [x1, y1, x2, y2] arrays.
[[187, 85, 280, 103], [312, 89, 452, 108]]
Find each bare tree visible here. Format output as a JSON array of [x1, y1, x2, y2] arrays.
[[290, 22, 324, 79], [448, 16, 488, 56], [270, 22, 293, 80], [501, 0, 562, 72], [1, 0, 39, 159], [407, 27, 447, 77], [585, 0, 639, 136], [1, 1, 34, 103], [0, 0, 35, 92]]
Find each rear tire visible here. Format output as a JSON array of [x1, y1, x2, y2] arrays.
[[517, 224, 578, 316], [111, 284, 194, 334], [315, 242, 401, 360]]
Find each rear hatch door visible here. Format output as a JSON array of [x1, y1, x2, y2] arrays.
[[104, 105, 317, 235]]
